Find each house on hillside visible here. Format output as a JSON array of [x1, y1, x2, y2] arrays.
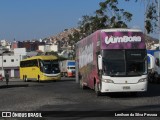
[[39, 44, 58, 52]]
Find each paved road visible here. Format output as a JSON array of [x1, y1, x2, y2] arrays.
[[0, 78, 160, 120]]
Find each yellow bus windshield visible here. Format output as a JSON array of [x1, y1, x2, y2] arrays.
[[40, 60, 60, 74]]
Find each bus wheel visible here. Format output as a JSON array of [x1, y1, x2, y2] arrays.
[[154, 73, 159, 83], [23, 75, 25, 82], [94, 83, 101, 96], [24, 75, 28, 82], [148, 76, 154, 83], [38, 75, 40, 83]]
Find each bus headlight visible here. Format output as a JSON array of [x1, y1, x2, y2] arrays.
[[102, 78, 114, 83], [138, 78, 147, 83]]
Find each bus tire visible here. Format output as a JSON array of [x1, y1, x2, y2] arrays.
[[38, 75, 40, 83], [24, 75, 28, 82], [154, 73, 159, 83], [23, 75, 25, 82], [149, 76, 154, 83], [94, 83, 101, 96], [148, 73, 153, 83]]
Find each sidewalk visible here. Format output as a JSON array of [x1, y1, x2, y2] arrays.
[[9, 78, 21, 81]]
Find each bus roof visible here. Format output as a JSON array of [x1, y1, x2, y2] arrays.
[[76, 28, 142, 44], [100, 28, 142, 32], [76, 28, 145, 50], [21, 55, 58, 61]]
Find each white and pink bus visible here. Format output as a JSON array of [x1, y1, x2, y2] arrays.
[[76, 29, 148, 96]]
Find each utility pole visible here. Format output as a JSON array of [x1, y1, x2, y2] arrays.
[[158, 0, 160, 50]]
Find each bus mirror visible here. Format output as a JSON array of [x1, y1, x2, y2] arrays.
[[98, 55, 102, 70], [147, 54, 155, 69]]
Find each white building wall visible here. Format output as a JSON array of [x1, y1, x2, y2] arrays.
[[0, 55, 21, 77], [6, 45, 11, 51], [39, 45, 45, 52], [0, 55, 21, 67], [38, 44, 58, 52], [0, 40, 7, 46], [45, 45, 51, 52], [14, 48, 27, 61], [50, 44, 58, 52], [14, 48, 27, 56], [11, 69, 14, 78]]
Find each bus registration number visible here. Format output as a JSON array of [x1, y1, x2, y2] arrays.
[[123, 86, 130, 90]]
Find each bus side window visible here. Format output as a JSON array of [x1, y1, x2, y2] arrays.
[[33, 59, 38, 67]]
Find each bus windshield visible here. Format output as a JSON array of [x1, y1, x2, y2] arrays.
[[102, 50, 147, 76], [40, 60, 60, 74]]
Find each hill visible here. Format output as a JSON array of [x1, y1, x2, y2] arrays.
[[145, 35, 159, 49], [48, 28, 159, 50]]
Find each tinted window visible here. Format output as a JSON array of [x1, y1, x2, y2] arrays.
[[102, 50, 125, 60], [20, 59, 38, 67], [126, 50, 146, 60]]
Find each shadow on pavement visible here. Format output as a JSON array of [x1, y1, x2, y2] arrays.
[[0, 84, 29, 89]]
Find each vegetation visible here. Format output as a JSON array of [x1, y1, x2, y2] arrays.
[[79, 0, 132, 37], [67, 0, 133, 59], [143, 0, 158, 34], [66, 0, 159, 59], [68, 0, 159, 41]]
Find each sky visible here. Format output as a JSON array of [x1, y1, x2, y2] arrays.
[[0, 0, 155, 41]]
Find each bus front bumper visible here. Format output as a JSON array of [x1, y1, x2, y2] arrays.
[[41, 74, 61, 81], [100, 82, 148, 93]]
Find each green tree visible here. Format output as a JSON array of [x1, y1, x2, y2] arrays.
[[68, 30, 80, 59], [69, 0, 160, 44], [95, 0, 132, 28], [67, 0, 133, 58], [78, 0, 132, 37], [69, 0, 160, 42], [126, 0, 158, 34], [144, 0, 158, 34]]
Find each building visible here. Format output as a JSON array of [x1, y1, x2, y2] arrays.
[[11, 41, 45, 52], [0, 48, 27, 78], [0, 55, 21, 77], [39, 44, 58, 52]]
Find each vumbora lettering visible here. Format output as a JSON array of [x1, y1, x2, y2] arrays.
[[105, 36, 141, 45]]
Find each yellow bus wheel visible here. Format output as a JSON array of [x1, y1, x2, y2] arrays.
[[38, 75, 40, 83], [24, 75, 28, 82]]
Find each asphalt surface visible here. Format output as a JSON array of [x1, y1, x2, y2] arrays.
[[0, 78, 159, 120]]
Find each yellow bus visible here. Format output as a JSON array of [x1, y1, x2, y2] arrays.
[[20, 55, 61, 82]]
